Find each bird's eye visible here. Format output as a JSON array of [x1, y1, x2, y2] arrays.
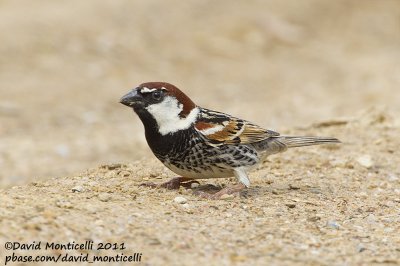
[[152, 90, 162, 100]]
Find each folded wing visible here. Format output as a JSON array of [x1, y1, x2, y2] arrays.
[[194, 108, 279, 145]]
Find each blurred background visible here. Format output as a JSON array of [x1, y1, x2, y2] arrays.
[[1, 0, 399, 187]]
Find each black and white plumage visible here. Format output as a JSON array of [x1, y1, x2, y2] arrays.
[[120, 82, 340, 198]]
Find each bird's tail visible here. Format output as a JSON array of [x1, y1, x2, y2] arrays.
[[255, 135, 340, 157], [277, 136, 340, 148]]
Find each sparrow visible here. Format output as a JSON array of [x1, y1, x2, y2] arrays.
[[120, 82, 340, 199]]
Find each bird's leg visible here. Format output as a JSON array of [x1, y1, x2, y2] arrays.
[[195, 183, 246, 199], [140, 177, 199, 190]]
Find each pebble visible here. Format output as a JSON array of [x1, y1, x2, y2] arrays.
[[98, 193, 111, 202], [387, 174, 398, 181], [357, 244, 367, 252], [82, 111, 99, 124], [85, 205, 100, 214], [55, 199, 73, 209], [356, 155, 373, 168], [220, 194, 234, 200], [310, 188, 322, 194], [190, 182, 199, 188], [94, 219, 104, 226], [174, 196, 187, 204], [285, 203, 296, 208], [326, 220, 340, 229], [71, 186, 84, 193], [230, 255, 247, 262], [54, 144, 70, 158], [366, 214, 376, 224], [384, 227, 394, 233], [308, 216, 321, 222], [0, 102, 20, 116], [148, 238, 161, 245], [181, 204, 193, 213]]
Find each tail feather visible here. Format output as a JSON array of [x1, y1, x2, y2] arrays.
[[278, 136, 340, 148], [255, 136, 340, 157]]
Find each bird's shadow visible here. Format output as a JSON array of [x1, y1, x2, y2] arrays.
[[190, 182, 314, 199], [190, 183, 271, 198], [191, 184, 222, 194]]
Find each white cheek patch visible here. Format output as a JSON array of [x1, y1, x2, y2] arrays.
[[146, 96, 199, 135]]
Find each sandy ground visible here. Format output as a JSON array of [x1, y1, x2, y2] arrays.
[[1, 0, 400, 265]]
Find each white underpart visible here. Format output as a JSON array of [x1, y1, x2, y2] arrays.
[[199, 124, 224, 135], [140, 87, 157, 93], [146, 96, 199, 135], [234, 168, 250, 187]]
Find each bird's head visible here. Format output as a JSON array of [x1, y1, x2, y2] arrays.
[[120, 82, 200, 135]]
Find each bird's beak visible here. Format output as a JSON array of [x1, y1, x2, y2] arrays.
[[120, 89, 143, 107]]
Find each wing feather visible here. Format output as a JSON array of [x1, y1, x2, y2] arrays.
[[194, 108, 279, 145]]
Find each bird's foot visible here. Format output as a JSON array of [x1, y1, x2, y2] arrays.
[[140, 177, 199, 190], [194, 183, 246, 199]]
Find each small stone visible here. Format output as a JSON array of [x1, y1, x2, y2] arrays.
[[148, 238, 161, 245], [230, 254, 247, 262], [384, 227, 394, 233], [54, 144, 70, 157], [289, 184, 300, 190], [387, 174, 399, 181], [366, 214, 376, 224], [310, 188, 322, 194], [104, 164, 122, 170], [356, 155, 373, 168], [285, 203, 296, 208], [358, 191, 368, 198], [55, 199, 73, 209], [94, 219, 104, 226], [85, 204, 100, 214], [308, 216, 321, 222], [0, 102, 20, 117], [182, 204, 193, 213], [149, 172, 158, 178], [326, 220, 340, 229], [72, 186, 84, 193], [98, 193, 111, 202], [190, 182, 199, 188], [220, 194, 234, 200], [344, 161, 355, 169], [174, 196, 187, 204], [357, 244, 367, 252]]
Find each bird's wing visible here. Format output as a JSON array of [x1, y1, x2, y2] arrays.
[[194, 108, 279, 146]]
